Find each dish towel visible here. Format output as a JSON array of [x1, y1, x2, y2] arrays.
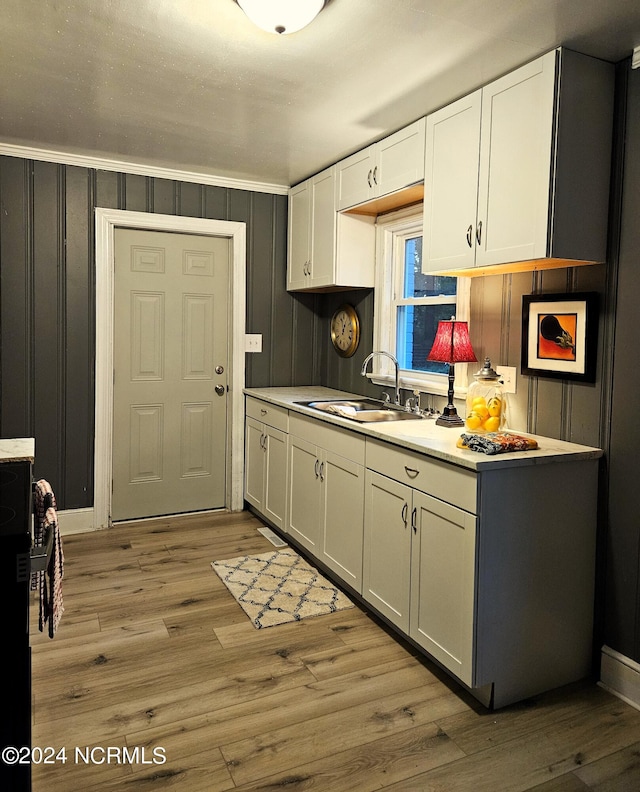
[[457, 432, 539, 455], [31, 479, 65, 638]]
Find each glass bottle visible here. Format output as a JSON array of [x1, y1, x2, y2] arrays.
[[465, 357, 506, 433]]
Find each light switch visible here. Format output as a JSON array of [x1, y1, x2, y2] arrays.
[[495, 365, 517, 394], [245, 334, 262, 353]]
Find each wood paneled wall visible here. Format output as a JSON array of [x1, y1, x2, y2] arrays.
[[0, 158, 314, 509]]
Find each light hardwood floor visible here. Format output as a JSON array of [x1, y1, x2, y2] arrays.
[[30, 510, 640, 791]]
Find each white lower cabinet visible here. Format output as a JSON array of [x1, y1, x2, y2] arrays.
[[409, 491, 476, 688], [245, 394, 600, 709], [287, 414, 365, 592], [244, 399, 288, 530], [363, 469, 476, 687], [363, 471, 412, 632]]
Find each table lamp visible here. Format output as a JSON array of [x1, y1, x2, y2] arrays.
[[427, 318, 477, 427]]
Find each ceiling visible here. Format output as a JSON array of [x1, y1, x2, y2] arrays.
[[2, 0, 640, 190]]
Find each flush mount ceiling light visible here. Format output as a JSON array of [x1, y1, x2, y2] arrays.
[[236, 0, 325, 35]]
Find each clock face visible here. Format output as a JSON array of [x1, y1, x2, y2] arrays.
[[330, 305, 359, 358]]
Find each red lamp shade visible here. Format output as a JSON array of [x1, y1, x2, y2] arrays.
[[427, 320, 477, 364]]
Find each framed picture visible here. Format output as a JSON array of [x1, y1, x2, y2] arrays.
[[521, 292, 598, 382]]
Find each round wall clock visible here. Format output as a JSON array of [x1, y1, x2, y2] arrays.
[[330, 304, 360, 358]]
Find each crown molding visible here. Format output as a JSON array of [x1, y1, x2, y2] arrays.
[[0, 141, 289, 195]]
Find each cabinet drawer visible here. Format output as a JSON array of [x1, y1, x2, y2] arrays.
[[366, 439, 477, 513], [289, 413, 365, 465], [246, 397, 289, 432]]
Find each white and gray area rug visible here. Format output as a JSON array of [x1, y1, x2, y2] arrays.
[[211, 547, 354, 629]]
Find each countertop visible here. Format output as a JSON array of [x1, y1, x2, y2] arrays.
[[245, 387, 603, 472], [0, 438, 35, 464]]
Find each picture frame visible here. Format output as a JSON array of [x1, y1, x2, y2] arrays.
[[521, 292, 598, 382]]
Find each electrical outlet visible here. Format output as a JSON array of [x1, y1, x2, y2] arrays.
[[245, 334, 262, 353], [495, 365, 517, 394]]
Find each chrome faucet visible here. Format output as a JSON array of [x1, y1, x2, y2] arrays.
[[361, 351, 401, 406]]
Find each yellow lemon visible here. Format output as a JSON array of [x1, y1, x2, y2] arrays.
[[484, 416, 501, 432], [474, 405, 489, 422], [465, 412, 482, 430], [472, 396, 487, 408], [487, 396, 502, 417]]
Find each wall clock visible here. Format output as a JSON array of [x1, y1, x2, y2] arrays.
[[330, 304, 360, 358]]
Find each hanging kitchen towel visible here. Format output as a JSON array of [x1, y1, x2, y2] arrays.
[[31, 479, 55, 591], [32, 479, 65, 637]]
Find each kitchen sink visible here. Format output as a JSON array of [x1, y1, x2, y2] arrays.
[[296, 399, 424, 422]]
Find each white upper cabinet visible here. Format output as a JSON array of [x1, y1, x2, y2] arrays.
[[423, 49, 614, 274], [287, 165, 375, 292], [336, 118, 426, 211], [423, 91, 482, 272]]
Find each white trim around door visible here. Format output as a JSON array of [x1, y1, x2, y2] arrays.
[[94, 208, 247, 530]]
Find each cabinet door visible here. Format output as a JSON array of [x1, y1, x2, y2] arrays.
[[320, 451, 365, 593], [376, 118, 426, 198], [476, 51, 556, 267], [308, 168, 336, 287], [336, 146, 375, 210], [287, 180, 311, 290], [423, 91, 481, 273], [263, 427, 288, 530], [409, 491, 477, 687], [244, 417, 266, 511], [363, 471, 412, 632], [287, 435, 321, 554]]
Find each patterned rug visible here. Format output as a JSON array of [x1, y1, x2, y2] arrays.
[[211, 547, 354, 629]]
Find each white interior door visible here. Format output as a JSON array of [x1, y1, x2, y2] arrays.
[[112, 228, 230, 521]]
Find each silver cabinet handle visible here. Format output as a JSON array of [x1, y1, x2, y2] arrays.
[[466, 225, 473, 247], [260, 433, 266, 450], [367, 169, 373, 188], [476, 220, 482, 246], [319, 462, 325, 482], [373, 165, 378, 185], [411, 507, 417, 534], [402, 502, 408, 526], [404, 466, 419, 479], [314, 459, 320, 478]]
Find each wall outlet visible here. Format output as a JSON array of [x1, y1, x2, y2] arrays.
[[495, 365, 517, 394], [245, 334, 262, 353]]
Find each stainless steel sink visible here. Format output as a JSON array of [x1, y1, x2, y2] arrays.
[[296, 399, 424, 422]]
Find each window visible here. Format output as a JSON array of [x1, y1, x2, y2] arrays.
[[372, 207, 470, 396]]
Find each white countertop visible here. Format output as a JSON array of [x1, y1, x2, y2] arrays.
[[0, 438, 35, 463], [244, 387, 603, 472]]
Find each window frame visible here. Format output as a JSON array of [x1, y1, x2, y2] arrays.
[[369, 205, 471, 398]]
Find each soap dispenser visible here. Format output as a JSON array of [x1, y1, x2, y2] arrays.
[[465, 357, 506, 433]]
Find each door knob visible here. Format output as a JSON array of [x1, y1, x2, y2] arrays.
[[215, 385, 225, 396]]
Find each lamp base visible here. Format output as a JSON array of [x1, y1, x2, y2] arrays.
[[435, 412, 465, 428]]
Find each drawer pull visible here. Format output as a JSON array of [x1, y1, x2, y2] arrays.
[[260, 408, 268, 416], [404, 466, 420, 479]]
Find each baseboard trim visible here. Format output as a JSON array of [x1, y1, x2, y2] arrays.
[[599, 645, 640, 711], [57, 508, 97, 536]]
